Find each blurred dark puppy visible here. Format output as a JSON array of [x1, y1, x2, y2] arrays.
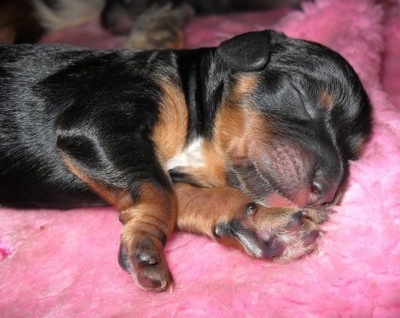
[[0, 0, 301, 48], [0, 30, 371, 291], [99, 0, 302, 48]]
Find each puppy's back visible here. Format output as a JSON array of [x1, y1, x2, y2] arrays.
[[0, 45, 105, 208]]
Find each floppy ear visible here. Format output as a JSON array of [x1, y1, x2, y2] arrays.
[[217, 30, 278, 72]]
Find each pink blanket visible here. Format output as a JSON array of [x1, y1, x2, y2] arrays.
[[1, 0, 400, 316]]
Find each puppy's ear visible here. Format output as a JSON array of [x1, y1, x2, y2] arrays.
[[217, 30, 279, 72]]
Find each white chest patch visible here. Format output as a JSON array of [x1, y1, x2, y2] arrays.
[[166, 138, 205, 170]]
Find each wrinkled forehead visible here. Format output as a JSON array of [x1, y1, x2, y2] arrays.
[[218, 31, 371, 161], [238, 72, 335, 125], [254, 65, 368, 159], [270, 38, 359, 91]]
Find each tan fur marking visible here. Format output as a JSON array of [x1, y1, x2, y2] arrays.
[[62, 153, 177, 240], [175, 183, 251, 237], [320, 91, 334, 110], [214, 104, 248, 159], [172, 75, 268, 188], [176, 183, 320, 260], [0, 26, 16, 44], [214, 74, 269, 162], [61, 153, 133, 210], [117, 182, 177, 293], [230, 74, 259, 103], [199, 140, 228, 186], [172, 139, 228, 188], [125, 26, 184, 50], [152, 80, 188, 162], [120, 183, 177, 237], [61, 146, 177, 291], [164, 28, 184, 50], [122, 3, 193, 49]]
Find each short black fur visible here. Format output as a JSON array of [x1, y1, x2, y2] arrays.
[[0, 30, 371, 210]]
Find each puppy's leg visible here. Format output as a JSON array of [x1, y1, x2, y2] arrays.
[[117, 182, 177, 291], [123, 3, 194, 49], [57, 127, 176, 292], [175, 183, 323, 261]]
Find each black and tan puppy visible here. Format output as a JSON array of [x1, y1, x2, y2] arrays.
[[0, 30, 371, 291], [29, 0, 301, 48], [100, 0, 301, 48]]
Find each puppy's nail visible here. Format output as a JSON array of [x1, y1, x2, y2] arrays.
[[137, 275, 165, 290], [287, 210, 305, 229], [245, 203, 258, 216], [303, 230, 320, 247], [261, 236, 285, 258]]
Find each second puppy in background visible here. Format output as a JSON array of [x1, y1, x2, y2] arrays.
[[1, 0, 301, 48]]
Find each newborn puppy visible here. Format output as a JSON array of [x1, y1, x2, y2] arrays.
[[0, 30, 371, 291], [30, 0, 301, 48]]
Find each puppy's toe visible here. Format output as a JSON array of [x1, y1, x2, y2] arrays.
[[260, 235, 286, 258], [119, 237, 173, 292], [118, 243, 131, 272], [214, 204, 322, 261]]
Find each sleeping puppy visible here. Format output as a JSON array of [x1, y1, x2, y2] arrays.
[[0, 30, 371, 291], [100, 0, 302, 48]]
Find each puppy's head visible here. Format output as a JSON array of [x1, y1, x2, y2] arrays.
[[214, 30, 371, 210]]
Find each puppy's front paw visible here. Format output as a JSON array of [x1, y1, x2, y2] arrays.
[[124, 26, 184, 49], [123, 4, 194, 49], [118, 236, 173, 292], [213, 204, 322, 261]]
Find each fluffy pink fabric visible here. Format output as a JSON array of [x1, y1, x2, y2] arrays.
[[1, 0, 400, 316]]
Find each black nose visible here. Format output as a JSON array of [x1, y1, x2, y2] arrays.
[[308, 174, 337, 207]]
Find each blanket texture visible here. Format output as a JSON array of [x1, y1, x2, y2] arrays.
[[1, 0, 400, 316]]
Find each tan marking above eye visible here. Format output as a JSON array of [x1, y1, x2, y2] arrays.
[[320, 91, 334, 110]]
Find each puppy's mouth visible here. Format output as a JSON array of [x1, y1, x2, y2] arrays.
[[255, 168, 315, 209], [228, 159, 338, 223], [227, 161, 295, 206]]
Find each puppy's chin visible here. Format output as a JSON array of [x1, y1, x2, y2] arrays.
[[259, 193, 333, 225], [257, 187, 315, 209], [259, 193, 298, 208]]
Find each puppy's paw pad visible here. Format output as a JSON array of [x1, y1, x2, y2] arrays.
[[213, 222, 230, 238], [135, 254, 158, 266], [119, 238, 173, 292], [138, 275, 164, 290], [137, 266, 172, 291], [260, 236, 286, 258], [302, 229, 320, 247], [215, 204, 322, 261]]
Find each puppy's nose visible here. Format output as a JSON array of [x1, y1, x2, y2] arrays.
[[307, 175, 337, 207]]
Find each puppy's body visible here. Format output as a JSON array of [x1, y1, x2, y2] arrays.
[[1, 47, 95, 207], [0, 31, 371, 291]]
